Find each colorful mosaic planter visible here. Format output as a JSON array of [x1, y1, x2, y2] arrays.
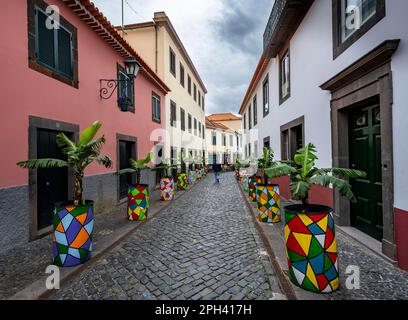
[[188, 170, 196, 184], [241, 174, 250, 193], [284, 205, 339, 293], [248, 176, 262, 202], [52, 201, 94, 267], [127, 184, 149, 221], [256, 184, 281, 223], [196, 169, 202, 180], [177, 173, 188, 191], [160, 178, 174, 201]]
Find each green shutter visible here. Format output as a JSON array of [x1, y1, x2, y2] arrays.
[[36, 9, 55, 68], [57, 27, 73, 79]]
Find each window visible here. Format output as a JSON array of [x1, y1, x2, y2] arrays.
[[152, 93, 161, 123], [253, 96, 258, 126], [118, 64, 135, 112], [188, 114, 192, 133], [194, 84, 197, 101], [198, 91, 201, 107], [263, 75, 269, 117], [194, 118, 197, 135], [202, 96, 205, 111], [280, 50, 290, 104], [180, 63, 185, 87], [202, 126, 205, 139], [199, 122, 202, 137], [230, 135, 233, 147], [222, 134, 226, 147], [333, 0, 385, 58], [263, 136, 270, 149], [170, 147, 178, 179], [249, 104, 252, 130], [280, 116, 304, 161], [248, 143, 252, 157], [212, 132, 217, 146], [28, 2, 78, 87], [243, 113, 247, 130], [170, 101, 177, 128], [254, 141, 258, 158], [180, 108, 186, 131], [188, 75, 192, 95], [169, 47, 176, 76]]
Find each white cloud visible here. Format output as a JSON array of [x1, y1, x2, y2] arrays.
[[92, 0, 271, 114]]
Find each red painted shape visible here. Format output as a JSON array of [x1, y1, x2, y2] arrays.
[[316, 274, 329, 290], [395, 208, 408, 272], [327, 252, 337, 264], [286, 233, 307, 257], [287, 215, 311, 234], [309, 214, 327, 223], [324, 227, 335, 249]]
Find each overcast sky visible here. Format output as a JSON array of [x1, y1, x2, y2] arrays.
[[92, 0, 272, 115]]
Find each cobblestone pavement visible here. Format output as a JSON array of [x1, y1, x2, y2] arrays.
[[328, 232, 408, 300], [50, 173, 284, 300], [0, 203, 129, 299]]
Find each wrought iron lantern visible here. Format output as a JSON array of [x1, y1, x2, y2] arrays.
[[99, 57, 141, 101]]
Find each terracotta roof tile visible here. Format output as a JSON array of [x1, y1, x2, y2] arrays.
[[207, 113, 242, 121]]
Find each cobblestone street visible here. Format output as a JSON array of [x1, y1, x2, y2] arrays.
[[50, 173, 284, 300]]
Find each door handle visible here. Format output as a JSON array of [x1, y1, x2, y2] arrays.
[[351, 163, 356, 168], [46, 181, 50, 186]]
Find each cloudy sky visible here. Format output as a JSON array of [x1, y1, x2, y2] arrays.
[[92, 0, 272, 115]]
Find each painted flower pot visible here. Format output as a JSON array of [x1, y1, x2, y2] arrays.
[[52, 201, 94, 267], [188, 171, 196, 184], [256, 184, 281, 223], [177, 173, 188, 191], [248, 175, 262, 202], [127, 184, 149, 221], [196, 169, 202, 180], [242, 174, 250, 193], [160, 177, 174, 201], [284, 205, 339, 293]]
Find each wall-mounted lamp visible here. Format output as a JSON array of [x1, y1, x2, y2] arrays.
[[99, 57, 141, 100]]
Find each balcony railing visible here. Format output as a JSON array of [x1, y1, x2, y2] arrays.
[[263, 0, 314, 58], [263, 0, 287, 54]]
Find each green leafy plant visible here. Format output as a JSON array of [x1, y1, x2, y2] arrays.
[[118, 152, 152, 185], [17, 121, 112, 205], [258, 147, 275, 169], [264, 143, 367, 208], [150, 159, 177, 178]]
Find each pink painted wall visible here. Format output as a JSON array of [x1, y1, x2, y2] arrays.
[[0, 0, 166, 188]]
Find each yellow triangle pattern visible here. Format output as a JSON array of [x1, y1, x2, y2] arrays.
[[327, 237, 337, 253], [298, 214, 314, 226], [317, 215, 328, 232], [306, 263, 319, 289], [293, 232, 312, 256], [284, 225, 290, 243]]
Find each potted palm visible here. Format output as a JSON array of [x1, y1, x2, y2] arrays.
[[265, 143, 366, 293], [255, 147, 283, 223], [118, 152, 152, 221], [151, 159, 177, 201], [177, 151, 188, 191], [17, 121, 112, 267]]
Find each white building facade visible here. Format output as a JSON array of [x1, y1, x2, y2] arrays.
[[239, 0, 408, 270]]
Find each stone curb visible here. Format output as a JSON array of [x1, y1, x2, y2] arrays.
[[237, 180, 297, 300], [9, 178, 205, 300]]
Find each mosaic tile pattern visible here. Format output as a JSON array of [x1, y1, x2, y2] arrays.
[[127, 185, 149, 221], [160, 178, 174, 201], [284, 209, 339, 293], [248, 176, 262, 202], [52, 202, 94, 267], [256, 185, 281, 223], [177, 173, 188, 191]]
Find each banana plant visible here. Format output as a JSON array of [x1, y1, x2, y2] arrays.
[[264, 143, 367, 208], [118, 152, 152, 185], [17, 121, 112, 206], [150, 159, 177, 178]]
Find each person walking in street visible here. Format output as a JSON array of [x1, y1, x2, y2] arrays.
[[213, 163, 222, 183]]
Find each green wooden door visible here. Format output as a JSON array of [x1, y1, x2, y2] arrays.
[[349, 104, 383, 240]]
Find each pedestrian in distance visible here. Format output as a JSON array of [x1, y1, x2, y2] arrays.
[[213, 163, 222, 183]]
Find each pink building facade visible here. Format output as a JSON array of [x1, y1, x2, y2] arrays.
[[0, 0, 170, 247]]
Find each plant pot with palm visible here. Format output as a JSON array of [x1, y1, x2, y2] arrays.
[[177, 151, 188, 191], [18, 121, 112, 267], [255, 147, 282, 223], [151, 159, 177, 201], [118, 152, 152, 221], [265, 143, 366, 293]]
